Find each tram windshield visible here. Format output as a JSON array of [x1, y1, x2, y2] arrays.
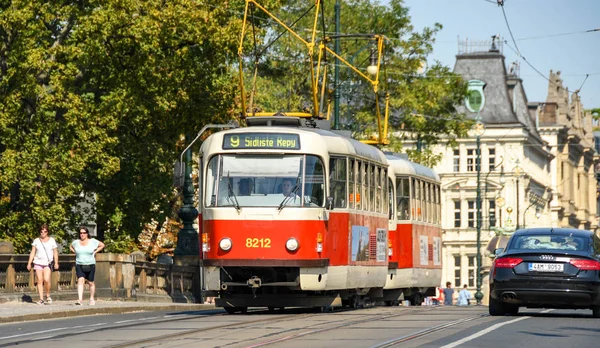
[[205, 154, 325, 208]]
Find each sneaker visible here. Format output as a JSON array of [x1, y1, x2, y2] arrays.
[[37, 300, 45, 305], [75, 301, 82, 306], [45, 297, 53, 304], [89, 300, 96, 306]]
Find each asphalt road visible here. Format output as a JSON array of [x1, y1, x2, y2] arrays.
[[0, 306, 597, 348]]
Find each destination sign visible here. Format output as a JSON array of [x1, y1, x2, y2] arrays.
[[223, 133, 300, 150]]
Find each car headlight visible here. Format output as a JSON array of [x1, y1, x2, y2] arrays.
[[286, 238, 299, 251], [219, 238, 232, 251]]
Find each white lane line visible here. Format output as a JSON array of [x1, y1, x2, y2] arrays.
[[440, 316, 529, 348], [0, 323, 105, 340], [440, 309, 554, 348]]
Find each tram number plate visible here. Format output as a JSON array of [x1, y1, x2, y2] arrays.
[[246, 238, 271, 248], [528, 263, 563, 272]]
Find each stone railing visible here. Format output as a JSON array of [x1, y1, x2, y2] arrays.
[[0, 247, 201, 303]]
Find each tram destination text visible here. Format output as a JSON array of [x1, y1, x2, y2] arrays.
[[223, 133, 300, 150]]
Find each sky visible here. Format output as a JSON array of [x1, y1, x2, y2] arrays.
[[389, 0, 599, 110]]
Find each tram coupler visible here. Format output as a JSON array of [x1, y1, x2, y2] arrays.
[[247, 276, 262, 288]]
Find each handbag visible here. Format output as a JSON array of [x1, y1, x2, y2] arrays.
[[41, 240, 56, 272]]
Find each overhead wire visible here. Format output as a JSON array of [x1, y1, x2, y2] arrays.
[[496, 1, 590, 97], [517, 28, 600, 41]]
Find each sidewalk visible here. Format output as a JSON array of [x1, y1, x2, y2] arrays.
[[0, 299, 215, 324]]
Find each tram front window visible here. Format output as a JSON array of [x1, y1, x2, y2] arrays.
[[205, 154, 325, 208]]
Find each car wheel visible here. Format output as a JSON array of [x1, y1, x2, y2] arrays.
[[593, 306, 600, 318], [507, 304, 519, 315], [488, 296, 506, 316]]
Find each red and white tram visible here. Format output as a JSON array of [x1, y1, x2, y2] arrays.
[[384, 154, 442, 305], [197, 117, 441, 312]]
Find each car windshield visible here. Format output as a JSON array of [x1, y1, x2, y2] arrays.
[[511, 234, 587, 251], [205, 154, 325, 208]]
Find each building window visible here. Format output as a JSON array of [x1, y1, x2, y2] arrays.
[[488, 199, 496, 227], [468, 256, 476, 287], [488, 148, 495, 171], [454, 200, 461, 228], [453, 149, 460, 172], [454, 255, 461, 287], [467, 149, 475, 172], [467, 200, 475, 227]]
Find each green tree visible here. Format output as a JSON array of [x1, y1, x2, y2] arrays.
[[0, 0, 242, 252]]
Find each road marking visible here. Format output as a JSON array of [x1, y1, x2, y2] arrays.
[[440, 316, 529, 348], [0, 323, 105, 340]]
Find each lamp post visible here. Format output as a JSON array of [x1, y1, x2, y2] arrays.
[[176, 135, 199, 256], [484, 157, 505, 232], [513, 161, 522, 230], [333, 0, 341, 130], [473, 119, 485, 305]]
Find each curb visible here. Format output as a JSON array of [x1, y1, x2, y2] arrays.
[[0, 304, 214, 324]]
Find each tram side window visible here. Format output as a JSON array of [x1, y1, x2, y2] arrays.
[[354, 161, 365, 210], [205, 155, 219, 207], [349, 159, 356, 209], [369, 165, 376, 212], [304, 155, 325, 207], [374, 166, 381, 213], [388, 177, 394, 219], [383, 169, 389, 215], [397, 177, 410, 220], [329, 157, 347, 208], [423, 182, 431, 222], [361, 162, 368, 211]]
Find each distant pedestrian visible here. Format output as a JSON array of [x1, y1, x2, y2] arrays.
[[457, 284, 473, 306], [27, 223, 59, 305], [442, 281, 455, 305], [70, 226, 105, 306]]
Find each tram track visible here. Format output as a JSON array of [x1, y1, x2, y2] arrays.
[[108, 309, 317, 348], [109, 305, 480, 348], [238, 306, 464, 348]]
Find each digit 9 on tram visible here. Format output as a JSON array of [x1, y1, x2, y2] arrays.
[[198, 117, 391, 313]]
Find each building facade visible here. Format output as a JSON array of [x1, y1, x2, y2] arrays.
[[404, 41, 598, 304]]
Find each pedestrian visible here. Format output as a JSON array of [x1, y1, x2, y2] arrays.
[[26, 223, 59, 305], [457, 284, 473, 306], [442, 281, 455, 305], [70, 226, 105, 305]]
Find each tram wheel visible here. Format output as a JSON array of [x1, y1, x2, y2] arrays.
[[411, 293, 423, 306], [224, 307, 238, 314], [224, 306, 248, 314]]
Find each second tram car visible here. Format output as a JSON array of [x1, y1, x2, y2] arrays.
[[197, 117, 442, 312], [383, 154, 442, 305]]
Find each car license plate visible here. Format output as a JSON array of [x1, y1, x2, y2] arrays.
[[528, 263, 564, 272]]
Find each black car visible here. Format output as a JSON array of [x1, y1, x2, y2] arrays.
[[489, 228, 600, 317]]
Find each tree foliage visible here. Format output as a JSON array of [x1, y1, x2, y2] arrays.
[[1, 0, 470, 253], [0, 0, 243, 252]]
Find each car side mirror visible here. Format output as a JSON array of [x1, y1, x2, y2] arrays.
[[493, 247, 504, 257], [326, 196, 334, 210]]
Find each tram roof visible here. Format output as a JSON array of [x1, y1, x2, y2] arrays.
[[306, 128, 387, 164], [204, 126, 387, 164], [385, 153, 440, 182]]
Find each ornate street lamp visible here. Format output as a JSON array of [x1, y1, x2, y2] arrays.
[[473, 119, 485, 305], [513, 161, 523, 230]]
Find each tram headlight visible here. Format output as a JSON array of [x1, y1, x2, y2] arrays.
[[219, 238, 232, 251], [286, 238, 299, 252]]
